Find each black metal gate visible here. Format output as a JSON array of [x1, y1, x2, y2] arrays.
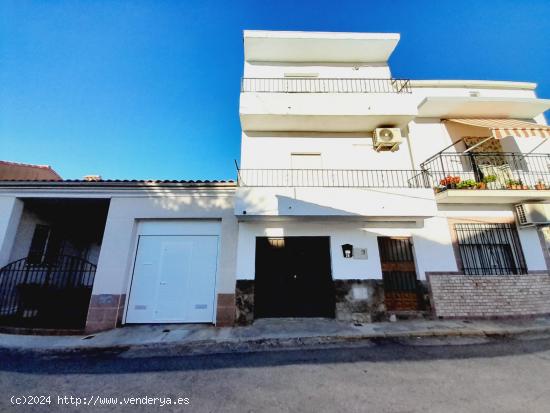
[[0, 255, 96, 329]]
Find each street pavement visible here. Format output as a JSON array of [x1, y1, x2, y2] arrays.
[[1, 333, 550, 412]]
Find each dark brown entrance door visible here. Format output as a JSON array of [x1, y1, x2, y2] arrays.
[[255, 237, 334, 318], [377, 237, 421, 312]]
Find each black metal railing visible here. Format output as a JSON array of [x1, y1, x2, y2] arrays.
[[455, 223, 527, 275], [420, 152, 550, 190], [0, 255, 96, 329], [237, 169, 430, 188], [241, 78, 412, 94]]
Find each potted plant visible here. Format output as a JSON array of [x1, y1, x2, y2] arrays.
[[535, 180, 547, 190], [506, 179, 522, 190], [440, 176, 461, 189], [482, 175, 498, 190], [456, 179, 477, 189], [476, 181, 487, 189]]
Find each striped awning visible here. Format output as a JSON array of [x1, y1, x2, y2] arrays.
[[445, 118, 550, 139]]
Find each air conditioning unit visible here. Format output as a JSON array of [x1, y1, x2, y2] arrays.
[[515, 203, 550, 227], [373, 128, 403, 152]]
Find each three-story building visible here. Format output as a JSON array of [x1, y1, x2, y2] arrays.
[[234, 30, 550, 324]]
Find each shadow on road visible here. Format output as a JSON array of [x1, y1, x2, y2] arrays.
[[2, 336, 550, 375]]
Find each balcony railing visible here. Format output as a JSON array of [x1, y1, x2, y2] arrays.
[[420, 152, 550, 190], [241, 78, 412, 94], [237, 169, 430, 188]]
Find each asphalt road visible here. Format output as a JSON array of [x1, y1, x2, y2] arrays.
[[1, 334, 550, 413]]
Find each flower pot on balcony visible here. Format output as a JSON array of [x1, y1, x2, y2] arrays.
[[535, 184, 547, 190], [477, 182, 487, 190], [507, 184, 521, 190]]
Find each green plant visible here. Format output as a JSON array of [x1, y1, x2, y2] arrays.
[[456, 179, 477, 189], [506, 179, 521, 186], [482, 175, 497, 183]]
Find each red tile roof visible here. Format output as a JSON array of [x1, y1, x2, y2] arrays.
[[0, 160, 62, 181]]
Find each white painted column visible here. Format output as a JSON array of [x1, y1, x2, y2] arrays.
[[0, 197, 23, 268]]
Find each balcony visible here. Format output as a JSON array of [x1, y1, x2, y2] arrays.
[[234, 168, 437, 219], [421, 152, 550, 204], [241, 78, 412, 94], [239, 78, 417, 132], [237, 168, 427, 188]]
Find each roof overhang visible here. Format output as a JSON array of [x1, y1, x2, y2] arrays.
[[243, 30, 400, 63], [417, 97, 550, 118]]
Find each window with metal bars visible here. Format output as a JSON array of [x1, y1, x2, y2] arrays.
[[454, 223, 527, 275]]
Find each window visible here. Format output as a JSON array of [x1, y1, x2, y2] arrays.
[[290, 153, 322, 169], [28, 224, 64, 264], [455, 223, 526, 275]]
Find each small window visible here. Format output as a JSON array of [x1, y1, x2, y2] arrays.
[[291, 153, 322, 169], [455, 223, 526, 275]]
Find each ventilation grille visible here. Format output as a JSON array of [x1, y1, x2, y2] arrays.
[[515, 204, 528, 226]]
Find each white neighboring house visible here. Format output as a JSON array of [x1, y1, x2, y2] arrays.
[[1, 29, 550, 334], [234, 30, 550, 324]]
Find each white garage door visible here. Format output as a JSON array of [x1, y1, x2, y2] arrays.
[[126, 221, 219, 324]]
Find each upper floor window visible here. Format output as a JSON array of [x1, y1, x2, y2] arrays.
[[291, 153, 322, 169]]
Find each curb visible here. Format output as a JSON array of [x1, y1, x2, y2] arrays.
[[2, 325, 550, 357]]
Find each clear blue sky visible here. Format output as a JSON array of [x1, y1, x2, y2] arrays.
[[1, 0, 549, 180]]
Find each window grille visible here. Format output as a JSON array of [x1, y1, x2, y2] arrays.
[[455, 223, 526, 275]]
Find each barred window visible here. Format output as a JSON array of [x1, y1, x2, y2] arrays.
[[455, 223, 527, 275]]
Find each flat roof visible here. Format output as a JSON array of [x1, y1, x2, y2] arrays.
[[243, 30, 400, 63]]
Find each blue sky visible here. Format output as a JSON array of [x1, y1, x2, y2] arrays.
[[1, 0, 549, 180]]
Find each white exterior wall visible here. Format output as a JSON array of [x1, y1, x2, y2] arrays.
[[244, 61, 392, 79], [92, 191, 238, 297], [236, 217, 456, 281], [236, 203, 546, 283], [240, 132, 414, 170], [0, 197, 23, 268]]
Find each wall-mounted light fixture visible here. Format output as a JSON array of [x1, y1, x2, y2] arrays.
[[341, 244, 353, 258]]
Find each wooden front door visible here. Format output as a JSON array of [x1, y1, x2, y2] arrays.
[[377, 237, 420, 312]]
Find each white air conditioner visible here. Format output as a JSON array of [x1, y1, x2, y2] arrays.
[[373, 128, 403, 152], [515, 203, 550, 227]]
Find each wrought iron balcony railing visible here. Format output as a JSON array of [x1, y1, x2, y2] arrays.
[[241, 78, 412, 94], [237, 169, 430, 188], [420, 152, 550, 190]]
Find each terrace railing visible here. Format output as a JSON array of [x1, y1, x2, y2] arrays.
[[241, 78, 412, 94], [420, 152, 550, 190], [237, 168, 431, 188]]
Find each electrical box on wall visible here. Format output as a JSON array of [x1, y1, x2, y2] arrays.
[[352, 248, 368, 260]]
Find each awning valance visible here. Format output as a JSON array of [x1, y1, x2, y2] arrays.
[[444, 118, 550, 139]]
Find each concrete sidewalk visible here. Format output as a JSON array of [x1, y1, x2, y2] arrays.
[[2, 317, 550, 355]]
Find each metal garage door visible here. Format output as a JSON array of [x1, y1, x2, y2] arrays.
[[126, 221, 219, 323]]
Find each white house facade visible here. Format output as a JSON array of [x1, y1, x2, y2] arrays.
[[233, 30, 550, 324], [1, 30, 550, 333]]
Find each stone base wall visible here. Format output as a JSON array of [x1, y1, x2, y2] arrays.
[[334, 280, 385, 322], [85, 294, 125, 333], [235, 279, 425, 325], [235, 280, 254, 325], [429, 273, 550, 318]]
